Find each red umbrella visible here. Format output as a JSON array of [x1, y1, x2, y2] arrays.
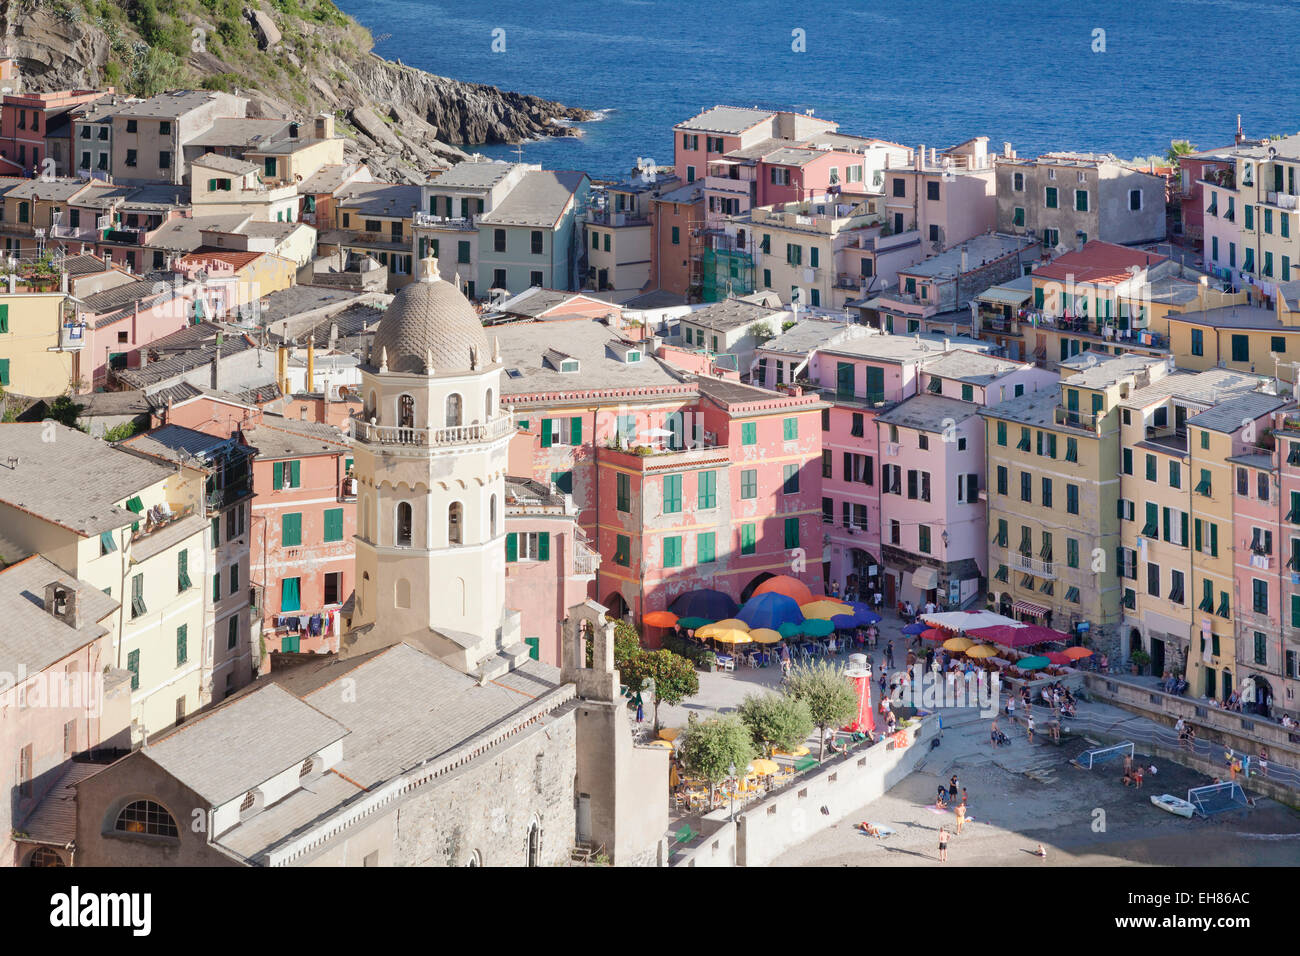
[[921, 628, 946, 642], [643, 610, 678, 628], [969, 624, 1066, 648], [1045, 651, 1072, 666]]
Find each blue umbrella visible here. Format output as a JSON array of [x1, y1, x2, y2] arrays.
[[832, 604, 881, 629], [902, 621, 927, 635], [737, 592, 804, 630], [669, 589, 738, 621]]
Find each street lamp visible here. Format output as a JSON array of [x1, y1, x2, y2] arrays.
[[728, 761, 737, 822]]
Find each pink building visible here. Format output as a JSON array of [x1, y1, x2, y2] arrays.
[[882, 139, 997, 251], [243, 417, 355, 658], [0, 556, 130, 867], [503, 477, 600, 666], [0, 88, 107, 177], [1176, 147, 1236, 250], [754, 147, 870, 208]]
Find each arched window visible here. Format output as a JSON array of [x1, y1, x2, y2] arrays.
[[446, 393, 463, 428], [489, 494, 497, 538], [448, 502, 463, 546], [526, 819, 542, 867], [28, 847, 64, 867], [485, 388, 494, 417], [359, 572, 369, 615], [465, 850, 482, 867], [396, 502, 413, 547], [395, 578, 411, 608], [115, 799, 179, 838], [398, 394, 416, 429], [367, 390, 377, 420]]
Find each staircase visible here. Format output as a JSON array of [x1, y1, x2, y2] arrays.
[[568, 841, 594, 865]]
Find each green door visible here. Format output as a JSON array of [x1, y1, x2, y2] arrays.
[[836, 362, 855, 399]]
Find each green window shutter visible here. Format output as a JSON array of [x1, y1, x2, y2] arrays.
[[784, 517, 799, 549], [289, 460, 300, 487], [698, 532, 715, 563], [663, 536, 681, 568], [541, 419, 553, 448], [281, 577, 301, 613], [615, 534, 630, 566], [783, 417, 797, 440], [324, 508, 344, 542], [213, 573, 221, 603], [272, 462, 283, 490], [177, 624, 187, 666], [282, 512, 302, 547], [616, 473, 630, 512], [570, 416, 582, 446], [741, 523, 756, 555], [1209, 522, 1219, 557], [663, 474, 682, 513], [506, 532, 518, 562], [538, 532, 550, 561], [1181, 512, 1189, 546], [1293, 594, 1300, 629], [698, 470, 716, 509], [1162, 507, 1171, 541], [996, 421, 1006, 446], [127, 650, 139, 691], [742, 422, 756, 445], [177, 549, 191, 591], [0, 303, 8, 333], [525, 637, 540, 661]]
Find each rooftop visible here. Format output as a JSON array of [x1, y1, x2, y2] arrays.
[[0, 555, 119, 673], [115, 90, 233, 119], [682, 296, 782, 332], [478, 170, 588, 228], [184, 117, 291, 149], [1060, 352, 1166, 389], [145, 214, 251, 252], [298, 163, 368, 195], [1188, 392, 1290, 433], [758, 317, 863, 355], [1119, 367, 1263, 409], [428, 159, 527, 189], [921, 349, 1026, 385], [0, 424, 172, 537], [818, 331, 991, 364], [1032, 240, 1168, 286], [677, 106, 774, 135], [192, 152, 259, 176], [1166, 303, 1286, 331], [899, 233, 1035, 280], [496, 321, 682, 395], [876, 393, 981, 433], [119, 423, 243, 469], [336, 182, 422, 219], [978, 386, 1065, 428], [240, 416, 349, 460]]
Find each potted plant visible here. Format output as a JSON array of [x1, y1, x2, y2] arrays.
[[1130, 649, 1151, 675]]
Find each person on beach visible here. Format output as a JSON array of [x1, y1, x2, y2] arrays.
[[1026, 714, 1035, 743], [938, 826, 949, 862], [955, 801, 967, 835]]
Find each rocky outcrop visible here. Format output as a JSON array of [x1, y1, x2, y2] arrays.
[[7, 0, 592, 181]]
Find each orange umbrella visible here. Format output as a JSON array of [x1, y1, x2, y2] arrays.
[[643, 610, 678, 628], [1063, 646, 1094, 660], [753, 575, 814, 607]]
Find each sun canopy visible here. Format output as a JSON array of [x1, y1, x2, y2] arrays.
[[738, 592, 804, 630], [670, 589, 738, 620], [752, 575, 814, 606], [920, 610, 1022, 632]]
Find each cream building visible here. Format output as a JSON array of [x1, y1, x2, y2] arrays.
[[0, 425, 208, 741], [346, 255, 522, 673]]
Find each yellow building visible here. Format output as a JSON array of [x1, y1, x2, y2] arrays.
[[325, 182, 420, 292], [981, 353, 1168, 651], [750, 196, 882, 310], [0, 286, 82, 397], [1182, 394, 1289, 699], [0, 424, 209, 742], [1167, 287, 1300, 385], [1115, 368, 1266, 676]]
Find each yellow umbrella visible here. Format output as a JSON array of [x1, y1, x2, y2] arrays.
[[943, 637, 974, 652], [748, 628, 783, 644], [646, 739, 674, 749], [658, 727, 680, 741], [751, 758, 779, 775], [799, 599, 853, 620], [699, 618, 748, 633], [706, 629, 753, 645], [774, 745, 810, 757], [698, 619, 752, 645], [965, 644, 998, 658]]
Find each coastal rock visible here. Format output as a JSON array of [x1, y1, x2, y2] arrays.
[[350, 106, 403, 152], [245, 7, 282, 51]]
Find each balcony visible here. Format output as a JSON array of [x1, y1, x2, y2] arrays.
[[1267, 191, 1299, 210], [835, 273, 868, 291], [57, 323, 87, 351], [412, 212, 477, 231], [206, 482, 252, 512], [995, 545, 1056, 580], [339, 476, 357, 502], [587, 208, 649, 228], [101, 227, 146, 246], [51, 223, 99, 242], [352, 415, 513, 447], [814, 386, 891, 411], [573, 543, 600, 577], [1054, 406, 1099, 431]]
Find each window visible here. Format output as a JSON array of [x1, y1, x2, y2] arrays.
[[1147, 562, 1161, 597], [740, 469, 757, 499], [125, 148, 137, 167], [530, 230, 544, 255], [783, 417, 798, 441], [740, 523, 756, 555], [1075, 189, 1089, 212], [1020, 471, 1032, 503], [131, 573, 146, 619], [530, 270, 543, 287], [176, 624, 188, 666], [697, 532, 716, 564], [1044, 186, 1058, 209], [782, 463, 799, 494], [115, 800, 178, 838], [1066, 484, 1079, 515], [1231, 334, 1249, 363], [1041, 477, 1053, 508], [784, 517, 799, 550], [229, 563, 239, 595], [272, 460, 301, 490], [281, 577, 301, 613], [996, 421, 1007, 446], [616, 473, 631, 512], [126, 650, 140, 690], [996, 465, 1007, 496], [742, 422, 757, 446], [282, 512, 303, 547], [671, 226, 680, 245], [493, 229, 506, 252], [177, 549, 191, 593], [697, 470, 717, 509], [663, 536, 682, 568], [324, 508, 344, 543], [614, 534, 631, 567], [1128, 189, 1143, 211], [159, 150, 171, 169], [1065, 437, 1078, 463]]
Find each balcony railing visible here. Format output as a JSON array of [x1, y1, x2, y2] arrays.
[[587, 209, 649, 227], [574, 543, 601, 576], [1054, 406, 1099, 431], [835, 273, 867, 290], [206, 483, 252, 511], [51, 223, 99, 242], [412, 212, 477, 231], [1267, 191, 1299, 210], [352, 415, 513, 447]]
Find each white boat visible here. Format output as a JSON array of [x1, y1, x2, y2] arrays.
[[1150, 793, 1195, 818]]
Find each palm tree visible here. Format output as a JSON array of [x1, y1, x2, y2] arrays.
[[1166, 140, 1197, 165]]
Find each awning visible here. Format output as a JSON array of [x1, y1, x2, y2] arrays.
[[977, 286, 1032, 306], [911, 566, 940, 590], [1012, 600, 1050, 618]]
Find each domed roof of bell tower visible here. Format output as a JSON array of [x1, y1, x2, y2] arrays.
[[370, 256, 491, 375]]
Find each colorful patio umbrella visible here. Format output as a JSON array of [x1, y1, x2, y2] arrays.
[[1045, 651, 1072, 666], [750, 758, 780, 775], [670, 588, 739, 621], [920, 628, 946, 642], [801, 619, 835, 637], [970, 624, 1069, 648], [697, 619, 748, 639], [1063, 646, 1094, 660], [658, 727, 681, 741], [752, 575, 814, 607], [643, 610, 678, 628], [748, 628, 784, 645], [902, 621, 927, 635], [737, 592, 804, 630], [646, 739, 674, 749], [1016, 655, 1051, 671], [965, 644, 998, 658], [943, 637, 974, 652], [778, 621, 803, 638], [703, 628, 752, 646], [799, 599, 854, 620], [677, 616, 714, 630]]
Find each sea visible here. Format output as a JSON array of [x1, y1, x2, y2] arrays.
[[337, 0, 1300, 181]]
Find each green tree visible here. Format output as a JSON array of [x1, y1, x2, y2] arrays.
[[784, 660, 858, 762], [585, 618, 645, 679], [622, 648, 698, 730], [1166, 139, 1197, 165], [747, 320, 774, 344], [101, 419, 143, 443], [679, 714, 755, 805], [738, 692, 814, 756], [45, 395, 84, 429]]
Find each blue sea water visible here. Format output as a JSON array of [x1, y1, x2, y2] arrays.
[[338, 0, 1300, 180]]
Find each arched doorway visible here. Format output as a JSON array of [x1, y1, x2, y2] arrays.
[[847, 548, 879, 604], [603, 591, 629, 620], [739, 572, 774, 603], [1149, 633, 1165, 676], [1249, 676, 1271, 715], [1128, 627, 1142, 665]]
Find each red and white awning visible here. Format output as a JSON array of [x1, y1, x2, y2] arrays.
[[1012, 600, 1050, 618]]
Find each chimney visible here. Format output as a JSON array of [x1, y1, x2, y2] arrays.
[[916, 145, 925, 172], [1003, 141, 1013, 159], [212, 331, 223, 390], [43, 582, 82, 630], [960, 248, 968, 273], [306, 333, 316, 394]]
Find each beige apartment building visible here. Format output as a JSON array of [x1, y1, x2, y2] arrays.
[[112, 90, 247, 186]]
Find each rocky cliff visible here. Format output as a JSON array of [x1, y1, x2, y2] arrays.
[[5, 0, 592, 180]]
